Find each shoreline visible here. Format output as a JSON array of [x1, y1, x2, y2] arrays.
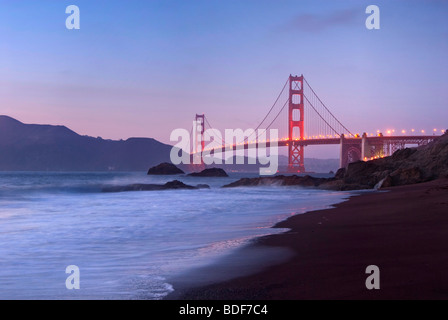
[[166, 178, 448, 300]]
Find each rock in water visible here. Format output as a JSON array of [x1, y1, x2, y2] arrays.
[[163, 180, 196, 189], [222, 175, 328, 188], [147, 163, 184, 175], [188, 168, 229, 177], [102, 180, 207, 192]]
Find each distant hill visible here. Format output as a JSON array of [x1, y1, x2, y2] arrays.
[[0, 116, 341, 172], [0, 116, 173, 171], [284, 156, 339, 173], [198, 155, 339, 173]]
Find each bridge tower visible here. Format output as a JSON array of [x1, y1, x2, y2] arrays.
[[193, 114, 205, 165], [288, 75, 306, 172]]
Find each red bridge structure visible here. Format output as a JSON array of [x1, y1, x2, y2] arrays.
[[190, 75, 442, 172]]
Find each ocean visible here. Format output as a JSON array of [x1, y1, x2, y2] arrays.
[[0, 172, 350, 299]]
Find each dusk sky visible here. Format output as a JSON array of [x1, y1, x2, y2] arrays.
[[1, 0, 447, 157]]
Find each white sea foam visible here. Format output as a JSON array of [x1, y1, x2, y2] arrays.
[[0, 172, 350, 299]]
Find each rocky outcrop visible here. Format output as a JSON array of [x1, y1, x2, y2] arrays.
[[147, 163, 184, 175], [188, 168, 229, 177], [195, 184, 211, 189], [223, 175, 328, 188], [223, 130, 448, 191], [222, 174, 368, 191], [102, 180, 209, 193], [341, 131, 448, 189]]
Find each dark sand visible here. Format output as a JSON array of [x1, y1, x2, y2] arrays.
[[169, 178, 448, 300]]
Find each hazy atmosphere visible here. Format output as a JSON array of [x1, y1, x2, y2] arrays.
[[1, 0, 447, 158]]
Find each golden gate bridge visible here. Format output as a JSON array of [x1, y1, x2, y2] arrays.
[[189, 75, 443, 172]]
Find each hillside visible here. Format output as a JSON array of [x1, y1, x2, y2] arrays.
[[222, 130, 448, 190], [337, 130, 448, 189], [0, 116, 173, 171]]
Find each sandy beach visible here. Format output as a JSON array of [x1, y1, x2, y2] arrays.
[[168, 178, 448, 300]]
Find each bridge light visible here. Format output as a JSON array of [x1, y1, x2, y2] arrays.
[[402, 130, 406, 134], [434, 128, 437, 132], [421, 130, 425, 133]]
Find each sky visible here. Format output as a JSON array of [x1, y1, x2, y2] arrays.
[[1, 0, 447, 158]]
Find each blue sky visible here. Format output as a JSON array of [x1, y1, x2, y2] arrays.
[[1, 0, 447, 157]]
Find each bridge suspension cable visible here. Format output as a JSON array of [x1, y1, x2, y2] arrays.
[[193, 74, 354, 152], [243, 77, 289, 141], [251, 97, 289, 143], [195, 75, 289, 149], [303, 77, 353, 137], [204, 115, 226, 146]]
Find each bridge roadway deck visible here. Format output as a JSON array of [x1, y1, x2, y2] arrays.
[[203, 135, 438, 153]]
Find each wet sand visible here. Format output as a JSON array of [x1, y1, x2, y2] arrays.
[[168, 178, 448, 300]]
